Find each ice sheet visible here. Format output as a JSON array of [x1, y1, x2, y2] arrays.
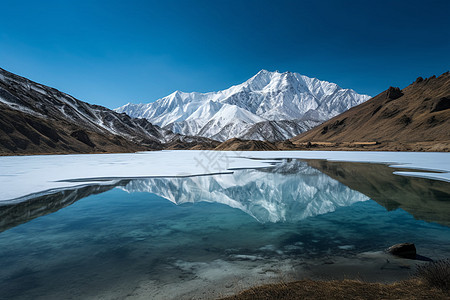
[[0, 150, 448, 202], [237, 151, 450, 182]]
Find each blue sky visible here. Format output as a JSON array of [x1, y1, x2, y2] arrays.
[[1, 0, 449, 109]]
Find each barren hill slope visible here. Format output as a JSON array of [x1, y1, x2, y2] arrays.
[[291, 72, 450, 151], [0, 68, 218, 155]]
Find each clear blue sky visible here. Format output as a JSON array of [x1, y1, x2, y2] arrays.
[[1, 0, 449, 109]]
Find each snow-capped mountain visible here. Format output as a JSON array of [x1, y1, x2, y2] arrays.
[[119, 159, 369, 223], [116, 70, 371, 141]]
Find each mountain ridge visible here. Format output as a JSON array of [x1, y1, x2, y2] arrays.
[[115, 70, 371, 141], [1, 67, 447, 155], [0, 68, 218, 155], [212, 72, 450, 152], [290, 72, 450, 151]]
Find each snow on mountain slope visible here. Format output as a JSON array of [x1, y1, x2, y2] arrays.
[[198, 104, 265, 139], [0, 68, 178, 145], [0, 67, 218, 155], [239, 119, 322, 142], [116, 70, 371, 141]]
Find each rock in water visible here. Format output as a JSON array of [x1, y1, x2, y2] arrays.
[[387, 243, 417, 259]]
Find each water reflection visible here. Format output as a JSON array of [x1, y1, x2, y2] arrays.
[[0, 159, 449, 299], [0, 160, 368, 231], [306, 160, 450, 226], [1, 159, 449, 234], [120, 160, 368, 222], [0, 182, 129, 233]]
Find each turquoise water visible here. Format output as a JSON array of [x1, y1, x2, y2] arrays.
[[0, 160, 449, 299]]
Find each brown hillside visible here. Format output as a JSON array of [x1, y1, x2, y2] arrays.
[[0, 102, 151, 155], [215, 138, 278, 151], [291, 72, 450, 150], [0, 68, 218, 155]]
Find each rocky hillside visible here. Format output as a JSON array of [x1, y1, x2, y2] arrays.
[[214, 138, 279, 151], [291, 72, 450, 151], [0, 68, 218, 155]]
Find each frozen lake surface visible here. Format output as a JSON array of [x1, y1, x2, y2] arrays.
[[0, 151, 449, 299], [0, 150, 449, 203]]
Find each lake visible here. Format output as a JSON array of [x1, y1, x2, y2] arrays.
[[0, 151, 449, 299]]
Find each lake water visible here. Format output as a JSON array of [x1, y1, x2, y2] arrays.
[[0, 158, 449, 299]]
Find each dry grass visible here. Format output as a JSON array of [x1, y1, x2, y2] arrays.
[[415, 259, 450, 292], [221, 279, 450, 300]]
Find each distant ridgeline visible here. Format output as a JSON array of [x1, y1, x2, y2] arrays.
[[1, 67, 448, 155], [115, 70, 371, 142]]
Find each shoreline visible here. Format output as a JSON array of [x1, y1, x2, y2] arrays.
[[221, 278, 449, 300], [94, 249, 448, 299], [1, 140, 449, 157]]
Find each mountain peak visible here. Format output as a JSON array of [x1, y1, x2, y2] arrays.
[[116, 71, 371, 142], [256, 69, 271, 75], [169, 90, 182, 97], [254, 69, 286, 77]]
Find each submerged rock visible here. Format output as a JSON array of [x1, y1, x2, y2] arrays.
[[387, 243, 416, 259]]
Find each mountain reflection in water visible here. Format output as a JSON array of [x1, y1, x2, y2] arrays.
[[1, 159, 449, 234]]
